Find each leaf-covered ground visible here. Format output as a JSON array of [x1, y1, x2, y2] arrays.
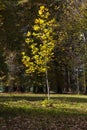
[[0, 115, 87, 130], [0, 94, 87, 130]]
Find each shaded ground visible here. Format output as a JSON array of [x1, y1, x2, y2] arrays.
[[0, 93, 87, 130], [0, 115, 87, 130]]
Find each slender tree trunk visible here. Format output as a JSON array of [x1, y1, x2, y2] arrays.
[[68, 70, 71, 92], [46, 70, 50, 100], [65, 67, 69, 92], [83, 33, 86, 94], [83, 63, 86, 93], [8, 74, 14, 92], [76, 68, 79, 94]]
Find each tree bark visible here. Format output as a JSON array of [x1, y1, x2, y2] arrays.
[[46, 70, 50, 100], [83, 63, 86, 93], [76, 68, 79, 94]]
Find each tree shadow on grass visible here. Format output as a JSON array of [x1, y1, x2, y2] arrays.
[[0, 94, 87, 103], [0, 103, 87, 119], [51, 96, 87, 103], [0, 95, 45, 102]]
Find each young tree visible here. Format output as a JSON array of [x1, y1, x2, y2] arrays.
[[22, 5, 58, 99]]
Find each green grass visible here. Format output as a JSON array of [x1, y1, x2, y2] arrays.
[[0, 93, 87, 117], [0, 93, 87, 129]]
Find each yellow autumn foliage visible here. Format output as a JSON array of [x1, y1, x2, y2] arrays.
[[33, 25, 40, 31], [22, 5, 58, 74], [38, 5, 50, 18], [26, 31, 31, 37], [35, 18, 44, 24]]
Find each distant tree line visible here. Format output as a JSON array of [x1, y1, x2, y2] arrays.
[[0, 0, 87, 94]]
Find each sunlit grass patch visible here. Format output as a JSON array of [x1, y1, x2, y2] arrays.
[[0, 93, 87, 118]]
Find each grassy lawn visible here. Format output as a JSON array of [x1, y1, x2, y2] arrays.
[[0, 93, 87, 130]]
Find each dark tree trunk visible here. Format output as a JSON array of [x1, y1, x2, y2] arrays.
[[65, 67, 70, 92]]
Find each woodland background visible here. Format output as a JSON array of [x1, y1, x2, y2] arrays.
[[0, 0, 87, 94]]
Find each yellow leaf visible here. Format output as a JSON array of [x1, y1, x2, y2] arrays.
[[33, 25, 40, 31], [21, 52, 25, 55], [26, 31, 31, 37]]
